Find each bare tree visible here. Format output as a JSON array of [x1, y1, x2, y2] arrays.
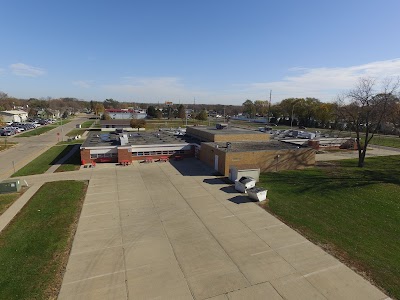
[[337, 77, 400, 167]]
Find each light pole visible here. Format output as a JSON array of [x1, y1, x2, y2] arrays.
[[290, 102, 298, 129]]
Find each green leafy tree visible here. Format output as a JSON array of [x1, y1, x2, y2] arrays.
[[147, 105, 156, 118], [242, 99, 256, 118], [196, 109, 208, 121], [254, 100, 267, 116]]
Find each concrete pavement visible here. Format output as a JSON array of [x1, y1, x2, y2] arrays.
[[57, 159, 388, 300], [0, 115, 89, 180]]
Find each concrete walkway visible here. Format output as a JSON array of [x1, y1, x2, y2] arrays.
[[56, 159, 388, 300]]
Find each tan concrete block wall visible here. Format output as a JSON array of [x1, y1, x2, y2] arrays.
[[199, 143, 226, 174], [80, 149, 91, 164], [187, 127, 270, 143], [214, 133, 270, 142], [223, 148, 315, 176], [186, 127, 215, 142]]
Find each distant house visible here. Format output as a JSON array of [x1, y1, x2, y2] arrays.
[[0, 110, 28, 123], [37, 109, 60, 119], [106, 109, 147, 120]]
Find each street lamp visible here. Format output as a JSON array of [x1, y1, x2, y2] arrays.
[[290, 102, 298, 129]]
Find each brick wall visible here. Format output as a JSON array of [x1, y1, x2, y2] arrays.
[[214, 133, 270, 142], [80, 148, 91, 165], [118, 148, 132, 163]]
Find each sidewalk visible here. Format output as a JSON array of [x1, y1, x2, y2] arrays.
[[0, 183, 43, 233]]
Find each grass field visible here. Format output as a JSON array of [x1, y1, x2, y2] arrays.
[[65, 128, 86, 137], [259, 155, 400, 298], [0, 181, 87, 300], [15, 126, 55, 137], [80, 120, 94, 128], [55, 145, 81, 172], [0, 193, 20, 216], [11, 145, 73, 177]]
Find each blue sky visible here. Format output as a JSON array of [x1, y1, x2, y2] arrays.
[[1, 0, 399, 104]]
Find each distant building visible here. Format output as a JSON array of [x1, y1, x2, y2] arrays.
[[100, 119, 144, 131], [106, 108, 147, 119], [0, 110, 28, 123]]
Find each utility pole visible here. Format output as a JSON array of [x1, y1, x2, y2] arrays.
[[267, 90, 272, 123]]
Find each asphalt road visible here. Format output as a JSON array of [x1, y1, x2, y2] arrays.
[[0, 115, 90, 181]]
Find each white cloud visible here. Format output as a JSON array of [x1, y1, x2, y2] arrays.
[[9, 63, 46, 77], [247, 58, 400, 102], [103, 77, 207, 101], [101, 58, 400, 104], [73, 80, 93, 88]]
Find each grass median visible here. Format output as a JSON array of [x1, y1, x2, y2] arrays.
[[0, 180, 87, 299], [11, 145, 72, 177], [0, 193, 20, 216], [15, 119, 72, 138], [259, 155, 400, 298]]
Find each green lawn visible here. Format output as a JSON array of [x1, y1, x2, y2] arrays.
[[81, 120, 94, 128], [11, 145, 73, 177], [65, 128, 86, 137], [15, 126, 55, 137], [55, 145, 82, 172], [259, 155, 400, 298], [0, 181, 87, 300], [369, 135, 400, 148], [0, 193, 20, 216]]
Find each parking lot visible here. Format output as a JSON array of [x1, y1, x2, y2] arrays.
[[58, 159, 387, 299], [0, 118, 57, 136]]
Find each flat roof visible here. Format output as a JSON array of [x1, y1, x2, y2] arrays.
[[82, 130, 199, 148], [206, 140, 305, 152], [188, 126, 265, 136]]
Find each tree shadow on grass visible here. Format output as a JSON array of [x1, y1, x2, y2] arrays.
[[49, 145, 76, 165], [259, 166, 400, 196]]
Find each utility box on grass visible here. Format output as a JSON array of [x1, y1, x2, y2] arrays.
[[234, 176, 256, 193], [0, 179, 22, 194], [229, 165, 260, 183], [247, 187, 267, 202]]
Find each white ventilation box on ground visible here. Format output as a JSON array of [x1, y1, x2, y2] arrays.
[[247, 187, 267, 202], [234, 176, 256, 193], [229, 166, 260, 182]]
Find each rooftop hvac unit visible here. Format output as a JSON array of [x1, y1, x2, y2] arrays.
[[234, 176, 256, 193]]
